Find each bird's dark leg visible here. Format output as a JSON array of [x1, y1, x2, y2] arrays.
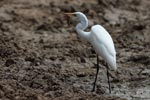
[[92, 55, 99, 92], [106, 64, 111, 94]]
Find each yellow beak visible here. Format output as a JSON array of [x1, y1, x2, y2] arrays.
[[64, 12, 76, 15]]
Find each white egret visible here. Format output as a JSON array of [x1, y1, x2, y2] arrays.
[[65, 12, 116, 93]]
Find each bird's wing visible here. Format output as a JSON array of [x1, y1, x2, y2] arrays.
[[91, 25, 116, 56]]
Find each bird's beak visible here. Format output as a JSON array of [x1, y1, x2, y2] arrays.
[[64, 12, 76, 15]]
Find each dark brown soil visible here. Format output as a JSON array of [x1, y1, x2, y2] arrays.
[[0, 0, 150, 100]]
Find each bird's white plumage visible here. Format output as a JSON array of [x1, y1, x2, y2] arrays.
[[91, 25, 116, 56], [90, 25, 116, 70]]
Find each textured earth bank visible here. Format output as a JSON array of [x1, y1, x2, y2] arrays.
[[0, 0, 150, 100]]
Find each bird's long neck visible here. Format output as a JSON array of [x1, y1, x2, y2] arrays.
[[75, 17, 90, 41]]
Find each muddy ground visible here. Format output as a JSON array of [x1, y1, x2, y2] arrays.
[[0, 0, 150, 100]]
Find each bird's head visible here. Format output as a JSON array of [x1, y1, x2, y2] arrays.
[[65, 12, 88, 30], [65, 12, 87, 21], [65, 12, 83, 16]]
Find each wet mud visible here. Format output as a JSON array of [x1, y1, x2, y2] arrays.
[[0, 0, 150, 100]]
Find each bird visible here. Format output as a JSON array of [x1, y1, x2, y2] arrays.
[[65, 12, 116, 93]]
